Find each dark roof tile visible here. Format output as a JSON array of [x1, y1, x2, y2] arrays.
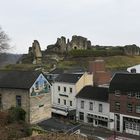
[[0, 70, 42, 89], [76, 86, 109, 102], [55, 73, 83, 83], [109, 73, 140, 92]]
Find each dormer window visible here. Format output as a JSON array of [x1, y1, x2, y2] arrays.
[[115, 90, 120, 96]]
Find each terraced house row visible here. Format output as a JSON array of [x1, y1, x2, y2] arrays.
[[0, 60, 140, 136]]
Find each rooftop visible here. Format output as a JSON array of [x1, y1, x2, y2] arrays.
[[0, 70, 42, 89], [76, 86, 109, 102], [109, 73, 140, 92], [55, 73, 83, 83]]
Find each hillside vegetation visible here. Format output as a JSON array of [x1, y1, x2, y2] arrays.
[[58, 56, 140, 70], [2, 55, 140, 71]]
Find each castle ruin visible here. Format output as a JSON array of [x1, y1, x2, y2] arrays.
[[47, 35, 92, 53], [28, 40, 42, 64]]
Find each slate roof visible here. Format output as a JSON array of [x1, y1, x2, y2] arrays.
[[55, 73, 83, 83], [109, 73, 140, 92], [49, 68, 64, 74], [0, 70, 42, 89], [65, 67, 85, 74], [76, 86, 109, 102]]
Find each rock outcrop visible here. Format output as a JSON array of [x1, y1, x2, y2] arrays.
[[29, 40, 42, 64]]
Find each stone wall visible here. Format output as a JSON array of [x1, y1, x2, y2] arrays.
[[69, 35, 91, 50], [46, 35, 92, 54], [0, 88, 52, 124], [0, 88, 30, 122], [30, 92, 52, 124]]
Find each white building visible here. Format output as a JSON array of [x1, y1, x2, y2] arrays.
[[127, 64, 140, 73], [76, 86, 111, 129], [52, 72, 93, 119]]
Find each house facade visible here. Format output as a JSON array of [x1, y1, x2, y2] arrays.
[[52, 72, 93, 119], [0, 70, 51, 124], [76, 86, 111, 129], [109, 73, 140, 136]]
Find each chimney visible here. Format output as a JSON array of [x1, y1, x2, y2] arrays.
[[88, 59, 111, 86]]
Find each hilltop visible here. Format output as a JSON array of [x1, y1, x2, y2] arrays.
[[2, 35, 140, 71]]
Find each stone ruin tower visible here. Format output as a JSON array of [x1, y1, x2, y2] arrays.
[[56, 36, 67, 53], [29, 40, 42, 64], [46, 35, 92, 54], [68, 35, 92, 50]]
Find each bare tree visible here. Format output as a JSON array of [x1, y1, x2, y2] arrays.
[[0, 26, 10, 52]]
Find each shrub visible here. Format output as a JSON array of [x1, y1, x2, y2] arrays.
[[68, 49, 124, 57], [8, 107, 26, 123]]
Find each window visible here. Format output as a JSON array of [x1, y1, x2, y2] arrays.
[[135, 92, 140, 99], [64, 87, 66, 92], [70, 88, 72, 93], [127, 103, 133, 112], [136, 105, 140, 113], [79, 112, 84, 121], [58, 86, 60, 91], [115, 90, 120, 96], [70, 101, 72, 106], [127, 92, 133, 98], [99, 104, 103, 112], [35, 81, 39, 90], [64, 99, 66, 105], [115, 102, 120, 111], [39, 104, 44, 108], [81, 101, 84, 109], [89, 102, 93, 110], [16, 95, 21, 107], [58, 98, 60, 104]]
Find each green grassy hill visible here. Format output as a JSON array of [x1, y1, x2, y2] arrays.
[[57, 56, 140, 70], [2, 55, 140, 71]]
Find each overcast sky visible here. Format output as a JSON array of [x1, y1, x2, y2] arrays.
[[1, 0, 140, 54]]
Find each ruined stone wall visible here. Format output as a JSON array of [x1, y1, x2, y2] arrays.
[[28, 40, 42, 64], [70, 35, 91, 50], [46, 35, 92, 53]]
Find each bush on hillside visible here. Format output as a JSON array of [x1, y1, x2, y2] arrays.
[[8, 107, 26, 123], [68, 49, 124, 57]]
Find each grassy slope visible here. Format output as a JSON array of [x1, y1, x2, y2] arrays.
[[1, 55, 140, 71], [57, 56, 140, 70]]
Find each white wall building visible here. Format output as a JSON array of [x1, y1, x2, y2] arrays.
[[52, 72, 93, 119], [76, 86, 111, 129], [127, 64, 140, 73]]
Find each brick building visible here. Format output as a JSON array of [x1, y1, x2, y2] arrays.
[[109, 73, 140, 136], [88, 60, 111, 86]]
